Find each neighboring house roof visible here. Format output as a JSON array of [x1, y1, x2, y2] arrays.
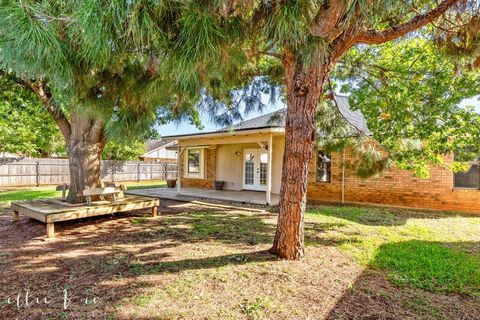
[[163, 94, 371, 139], [165, 141, 179, 150], [142, 139, 178, 157], [145, 139, 171, 152]]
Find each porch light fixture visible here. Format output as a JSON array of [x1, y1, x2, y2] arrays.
[[235, 151, 241, 157]]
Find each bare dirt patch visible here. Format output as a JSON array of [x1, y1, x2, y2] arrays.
[[0, 200, 478, 319]]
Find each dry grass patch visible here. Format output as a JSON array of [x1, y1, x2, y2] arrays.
[[0, 198, 478, 319]]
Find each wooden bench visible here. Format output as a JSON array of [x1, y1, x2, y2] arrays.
[[12, 185, 159, 238], [55, 184, 69, 201], [83, 186, 126, 205]]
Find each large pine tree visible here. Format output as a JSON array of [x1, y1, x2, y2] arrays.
[[1, 1, 478, 260], [0, 2, 199, 202], [160, 0, 478, 259]]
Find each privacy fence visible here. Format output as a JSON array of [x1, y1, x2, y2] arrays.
[[0, 157, 177, 187]]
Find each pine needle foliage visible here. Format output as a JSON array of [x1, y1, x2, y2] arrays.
[[0, 0, 202, 140], [1, 0, 479, 176]]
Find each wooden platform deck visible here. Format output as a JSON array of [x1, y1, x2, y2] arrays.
[[11, 195, 160, 238]]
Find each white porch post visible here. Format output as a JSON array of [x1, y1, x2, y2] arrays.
[[177, 146, 182, 194], [266, 134, 273, 205]]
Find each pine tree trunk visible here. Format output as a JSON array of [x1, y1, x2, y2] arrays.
[[65, 111, 105, 203], [25, 81, 106, 204], [270, 54, 333, 260]]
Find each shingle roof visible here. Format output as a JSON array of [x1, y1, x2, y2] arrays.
[[335, 95, 371, 136], [222, 109, 285, 131], [162, 94, 371, 139], [219, 94, 371, 135], [145, 139, 177, 152]]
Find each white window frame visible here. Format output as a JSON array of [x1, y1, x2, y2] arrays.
[[184, 147, 206, 179]]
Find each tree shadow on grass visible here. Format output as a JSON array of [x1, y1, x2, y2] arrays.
[[1, 199, 351, 259], [160, 210, 277, 245], [0, 203, 290, 319], [327, 240, 480, 320], [10, 200, 477, 319], [304, 220, 364, 247], [136, 249, 278, 275]]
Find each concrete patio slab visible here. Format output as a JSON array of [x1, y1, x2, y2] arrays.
[[126, 187, 279, 206]]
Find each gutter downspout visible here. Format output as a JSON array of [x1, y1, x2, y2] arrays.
[[266, 134, 273, 205], [342, 149, 346, 204]]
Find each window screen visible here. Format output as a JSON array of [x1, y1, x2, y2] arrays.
[[454, 163, 479, 189]]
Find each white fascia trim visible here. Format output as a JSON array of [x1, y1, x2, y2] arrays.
[[169, 127, 285, 141]]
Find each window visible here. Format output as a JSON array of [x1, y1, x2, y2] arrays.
[[316, 151, 331, 183], [259, 153, 268, 186], [185, 148, 204, 179], [454, 160, 479, 189], [188, 149, 200, 173], [244, 152, 255, 185]]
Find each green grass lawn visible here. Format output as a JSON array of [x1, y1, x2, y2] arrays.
[[305, 206, 480, 296], [0, 188, 62, 204], [1, 185, 478, 297], [108, 205, 479, 318], [121, 180, 166, 190], [1, 185, 479, 318]]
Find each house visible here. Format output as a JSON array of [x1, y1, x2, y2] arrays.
[[140, 139, 178, 163], [1, 152, 20, 158], [163, 95, 480, 214]]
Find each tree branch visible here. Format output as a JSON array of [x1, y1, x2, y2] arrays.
[[26, 79, 71, 140], [329, 22, 361, 62], [310, 1, 350, 40], [353, 0, 461, 45]]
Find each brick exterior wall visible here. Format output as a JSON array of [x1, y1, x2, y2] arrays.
[[307, 150, 480, 214], [180, 148, 216, 189], [178, 141, 479, 214]]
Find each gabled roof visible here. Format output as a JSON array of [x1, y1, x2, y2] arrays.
[[163, 94, 371, 139], [146, 140, 169, 152]]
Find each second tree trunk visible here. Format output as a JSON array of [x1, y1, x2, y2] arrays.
[[65, 111, 105, 203], [270, 57, 332, 260]]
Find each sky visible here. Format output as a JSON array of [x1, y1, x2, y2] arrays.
[[460, 96, 480, 113], [157, 94, 284, 137], [156, 95, 480, 137]]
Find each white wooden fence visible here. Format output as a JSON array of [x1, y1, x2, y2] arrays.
[[0, 157, 177, 187]]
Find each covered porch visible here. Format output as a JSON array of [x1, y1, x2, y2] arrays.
[[168, 127, 285, 206], [127, 187, 279, 206]]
